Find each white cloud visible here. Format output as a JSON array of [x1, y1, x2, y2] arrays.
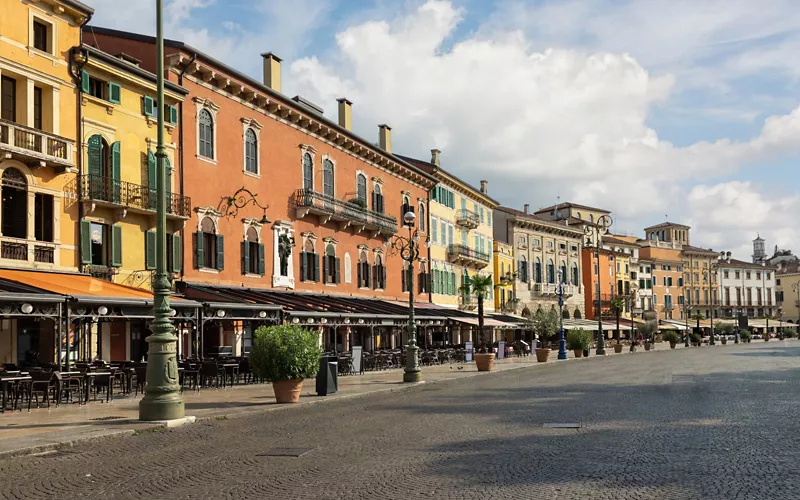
[[287, 0, 800, 256]]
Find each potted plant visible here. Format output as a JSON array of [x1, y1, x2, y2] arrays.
[[526, 308, 559, 362], [461, 274, 495, 371], [739, 330, 752, 343], [348, 197, 367, 209], [719, 324, 734, 344], [249, 324, 321, 403], [566, 328, 591, 358], [783, 327, 796, 339], [690, 332, 702, 346], [662, 330, 680, 349], [639, 316, 658, 351]]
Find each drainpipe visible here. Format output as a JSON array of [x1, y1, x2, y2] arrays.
[[69, 45, 90, 272], [177, 54, 197, 279]]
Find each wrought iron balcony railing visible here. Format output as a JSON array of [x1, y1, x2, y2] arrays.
[[71, 175, 191, 218], [455, 209, 480, 229], [0, 119, 73, 169], [447, 244, 490, 268], [0, 237, 56, 264], [294, 189, 398, 235]]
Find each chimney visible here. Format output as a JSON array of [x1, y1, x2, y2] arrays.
[[379, 124, 392, 153], [480, 180, 488, 194], [337, 98, 352, 131], [261, 52, 282, 92], [431, 149, 441, 166], [523, 204, 530, 215]]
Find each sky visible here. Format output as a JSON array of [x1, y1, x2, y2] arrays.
[[87, 0, 800, 260]]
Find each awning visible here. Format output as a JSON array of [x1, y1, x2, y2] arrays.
[[451, 316, 512, 328], [562, 319, 632, 331]]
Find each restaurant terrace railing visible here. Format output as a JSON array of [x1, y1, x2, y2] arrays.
[[294, 188, 398, 235], [69, 175, 191, 218]]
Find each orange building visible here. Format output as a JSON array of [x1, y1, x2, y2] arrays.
[[85, 28, 438, 355], [582, 247, 617, 320], [639, 223, 687, 321]]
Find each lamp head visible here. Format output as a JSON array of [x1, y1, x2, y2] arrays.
[[403, 211, 416, 226]]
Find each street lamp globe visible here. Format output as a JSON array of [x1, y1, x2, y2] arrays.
[[403, 211, 416, 226]]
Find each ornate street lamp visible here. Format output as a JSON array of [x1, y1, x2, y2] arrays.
[[778, 306, 784, 340], [684, 302, 691, 347], [556, 279, 568, 360], [584, 215, 612, 356], [140, 0, 183, 421], [218, 186, 271, 224], [387, 211, 426, 383]]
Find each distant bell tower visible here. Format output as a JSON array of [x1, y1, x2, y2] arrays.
[[753, 234, 766, 264]]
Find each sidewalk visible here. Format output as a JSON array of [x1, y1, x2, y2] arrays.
[[0, 345, 675, 457]]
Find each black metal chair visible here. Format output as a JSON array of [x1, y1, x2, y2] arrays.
[[27, 370, 55, 410]]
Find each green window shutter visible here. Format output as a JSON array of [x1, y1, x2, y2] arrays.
[[215, 234, 224, 271], [242, 241, 250, 274], [87, 135, 102, 177], [145, 230, 156, 270], [335, 258, 341, 284], [314, 254, 320, 282], [195, 232, 203, 269], [169, 105, 178, 125], [80, 219, 92, 265], [147, 151, 157, 210], [111, 225, 123, 267], [165, 158, 172, 213], [143, 96, 154, 116], [171, 233, 181, 273], [108, 82, 121, 104], [299, 252, 307, 281], [258, 243, 265, 275], [111, 141, 121, 203], [81, 70, 90, 93]]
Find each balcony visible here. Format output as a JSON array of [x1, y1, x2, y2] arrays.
[[532, 283, 580, 297], [71, 175, 191, 219], [0, 236, 57, 265], [0, 119, 74, 171], [458, 293, 478, 311], [82, 264, 117, 282], [447, 244, 490, 268], [455, 209, 480, 229], [294, 189, 398, 236]]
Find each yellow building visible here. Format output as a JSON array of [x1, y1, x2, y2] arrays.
[[681, 245, 722, 320], [398, 151, 498, 313], [72, 45, 189, 289], [0, 0, 92, 271], [493, 240, 515, 312], [604, 235, 641, 319]]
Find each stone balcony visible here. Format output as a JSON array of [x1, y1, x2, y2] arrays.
[[0, 119, 74, 171], [294, 189, 398, 236]]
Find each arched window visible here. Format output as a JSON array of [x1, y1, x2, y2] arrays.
[[519, 255, 528, 283], [418, 203, 425, 232], [401, 195, 412, 224], [324, 243, 338, 284], [356, 174, 367, 203], [199, 109, 214, 159], [575, 212, 581, 220], [547, 259, 555, 284], [372, 183, 384, 213], [323, 159, 334, 197], [534, 257, 542, 283], [573, 308, 582, 319], [419, 261, 428, 293], [374, 253, 385, 289], [198, 216, 220, 270], [402, 260, 411, 292], [589, 214, 594, 224], [560, 260, 567, 283], [244, 129, 257, 174], [571, 262, 579, 286], [244, 226, 259, 275], [302, 153, 313, 190], [1, 168, 27, 239], [358, 250, 370, 288]]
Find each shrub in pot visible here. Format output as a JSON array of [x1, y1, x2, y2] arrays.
[[739, 330, 752, 343], [783, 327, 796, 339], [566, 328, 591, 358], [249, 324, 321, 403], [690, 332, 702, 346], [525, 308, 559, 363], [460, 274, 495, 371], [719, 324, 734, 344], [662, 330, 680, 349]]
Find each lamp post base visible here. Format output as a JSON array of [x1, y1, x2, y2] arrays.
[[403, 370, 422, 383], [139, 395, 185, 422]]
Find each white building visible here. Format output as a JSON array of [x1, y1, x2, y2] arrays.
[[717, 257, 777, 318]]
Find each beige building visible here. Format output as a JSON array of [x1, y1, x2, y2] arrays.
[[494, 204, 585, 319]]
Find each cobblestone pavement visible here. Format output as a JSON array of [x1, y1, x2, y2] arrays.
[[2, 342, 800, 500]]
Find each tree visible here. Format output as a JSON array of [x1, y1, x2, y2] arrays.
[[610, 296, 625, 344], [461, 273, 495, 353], [525, 308, 560, 348]]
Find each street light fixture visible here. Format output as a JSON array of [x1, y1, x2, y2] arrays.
[[140, 0, 184, 421], [387, 211, 426, 383], [556, 279, 568, 360], [584, 214, 612, 356], [218, 186, 271, 225], [684, 302, 691, 347]]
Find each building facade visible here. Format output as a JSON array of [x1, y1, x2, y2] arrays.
[[398, 151, 497, 312], [493, 239, 515, 312], [638, 223, 688, 321], [718, 258, 777, 319], [680, 245, 722, 320], [776, 270, 800, 323], [495, 205, 585, 319]]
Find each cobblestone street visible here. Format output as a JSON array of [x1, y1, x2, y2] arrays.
[[2, 342, 800, 499]]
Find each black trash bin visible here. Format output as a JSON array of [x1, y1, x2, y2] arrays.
[[316, 355, 338, 396]]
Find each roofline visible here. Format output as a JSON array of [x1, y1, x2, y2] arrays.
[[84, 26, 438, 187], [395, 154, 499, 206], [63, 0, 94, 16], [82, 45, 189, 96], [497, 206, 585, 236], [534, 203, 610, 215], [644, 222, 691, 230]]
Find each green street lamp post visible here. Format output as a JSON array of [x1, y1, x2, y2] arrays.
[[388, 211, 426, 383], [584, 215, 612, 356], [139, 0, 184, 421]]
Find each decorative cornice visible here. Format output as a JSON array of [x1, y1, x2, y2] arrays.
[[193, 96, 220, 112], [241, 117, 263, 130], [299, 144, 317, 153]]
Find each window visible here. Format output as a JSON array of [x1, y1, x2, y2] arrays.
[[1, 76, 16, 122], [535, 258, 542, 283], [547, 259, 555, 284], [374, 254, 386, 290], [767, 272, 771, 280], [323, 159, 334, 198], [560, 261, 567, 283], [571, 263, 579, 286], [244, 129, 258, 174], [88, 76, 106, 100], [402, 261, 411, 292], [448, 225, 454, 246], [756, 272, 761, 280], [431, 216, 438, 243], [519, 256, 528, 283], [357, 250, 370, 288], [242, 227, 262, 275], [199, 109, 214, 159], [89, 222, 109, 265], [356, 174, 367, 203], [33, 87, 42, 130], [746, 272, 751, 280], [34, 193, 53, 242], [1, 168, 27, 239], [372, 183, 384, 213], [299, 240, 319, 282], [735, 271, 740, 279], [197, 216, 222, 270], [418, 203, 425, 232], [302, 153, 313, 190], [323, 244, 339, 284], [33, 21, 49, 52]]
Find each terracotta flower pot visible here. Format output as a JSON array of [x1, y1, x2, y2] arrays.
[[573, 348, 584, 358], [721, 338, 727, 345], [474, 353, 495, 372], [535, 348, 551, 363], [644, 342, 652, 351], [273, 379, 303, 403], [614, 344, 623, 354]]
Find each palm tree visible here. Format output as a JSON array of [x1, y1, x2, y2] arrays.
[[461, 274, 495, 353], [610, 296, 625, 344]]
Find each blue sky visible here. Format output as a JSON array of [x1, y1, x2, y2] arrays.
[[90, 0, 800, 258]]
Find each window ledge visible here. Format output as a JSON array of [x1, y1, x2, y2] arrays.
[[243, 170, 260, 179], [198, 267, 220, 274], [28, 46, 58, 63], [302, 280, 318, 284], [196, 155, 218, 165], [244, 273, 262, 279], [81, 93, 116, 115], [325, 283, 337, 287], [359, 287, 372, 291]]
